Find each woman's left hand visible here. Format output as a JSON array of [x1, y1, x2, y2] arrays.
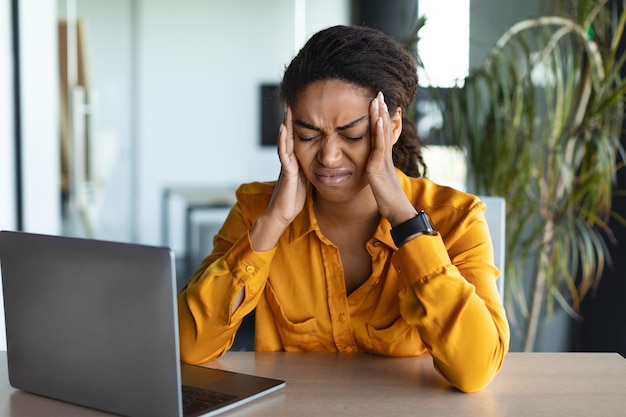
[[367, 92, 418, 227]]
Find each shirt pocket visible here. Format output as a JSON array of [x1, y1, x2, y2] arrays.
[[264, 283, 325, 351], [366, 318, 427, 357]]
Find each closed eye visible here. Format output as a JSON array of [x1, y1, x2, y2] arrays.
[[298, 134, 321, 142], [343, 135, 364, 142]]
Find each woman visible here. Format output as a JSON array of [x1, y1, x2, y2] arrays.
[[178, 25, 509, 393]]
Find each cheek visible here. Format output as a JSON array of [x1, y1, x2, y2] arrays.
[[351, 138, 372, 160], [293, 142, 310, 165]]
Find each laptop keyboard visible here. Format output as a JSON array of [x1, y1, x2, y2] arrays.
[[182, 385, 237, 416]]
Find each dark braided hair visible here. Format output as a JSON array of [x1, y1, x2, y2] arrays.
[[280, 25, 427, 178]]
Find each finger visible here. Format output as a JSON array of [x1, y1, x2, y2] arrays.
[[277, 108, 299, 176], [370, 92, 380, 125], [284, 106, 295, 156], [377, 92, 393, 149], [370, 93, 383, 151], [277, 126, 296, 173], [376, 116, 384, 144], [277, 122, 287, 163]]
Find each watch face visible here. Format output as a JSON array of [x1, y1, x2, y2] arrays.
[[417, 210, 437, 235]]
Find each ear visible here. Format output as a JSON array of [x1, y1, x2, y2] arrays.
[[390, 107, 403, 145]]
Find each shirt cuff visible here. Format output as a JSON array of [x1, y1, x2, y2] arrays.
[[392, 233, 452, 288], [225, 230, 277, 287]]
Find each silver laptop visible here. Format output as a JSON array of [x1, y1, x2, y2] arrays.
[[0, 230, 284, 417]]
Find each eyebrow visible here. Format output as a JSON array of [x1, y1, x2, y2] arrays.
[[293, 115, 369, 132]]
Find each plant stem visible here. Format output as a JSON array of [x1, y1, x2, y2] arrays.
[[524, 220, 554, 351]]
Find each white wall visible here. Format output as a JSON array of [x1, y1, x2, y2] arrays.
[[137, 0, 349, 246], [19, 0, 61, 234]]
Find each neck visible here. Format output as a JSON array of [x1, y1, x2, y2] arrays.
[[313, 186, 380, 228]]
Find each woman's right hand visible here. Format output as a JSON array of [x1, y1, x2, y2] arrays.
[[249, 107, 307, 251]]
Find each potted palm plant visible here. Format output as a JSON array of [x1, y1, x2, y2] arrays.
[[440, 0, 626, 351]]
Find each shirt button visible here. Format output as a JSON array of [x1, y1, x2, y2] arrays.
[[338, 313, 345, 322], [373, 241, 381, 247], [245, 265, 256, 273]]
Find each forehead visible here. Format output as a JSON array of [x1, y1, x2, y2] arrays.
[[293, 80, 374, 114], [293, 80, 372, 127]]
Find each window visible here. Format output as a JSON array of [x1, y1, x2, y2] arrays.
[[417, 1, 469, 189]]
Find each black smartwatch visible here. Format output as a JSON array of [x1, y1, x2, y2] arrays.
[[390, 210, 437, 247]]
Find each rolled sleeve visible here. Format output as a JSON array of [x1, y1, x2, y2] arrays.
[[178, 231, 275, 364], [391, 213, 509, 392]]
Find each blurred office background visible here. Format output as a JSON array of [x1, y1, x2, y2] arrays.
[[0, 0, 548, 351], [0, 0, 543, 268]]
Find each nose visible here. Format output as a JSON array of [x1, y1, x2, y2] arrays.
[[317, 136, 342, 167]]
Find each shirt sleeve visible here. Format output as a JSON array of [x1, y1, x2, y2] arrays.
[[392, 201, 510, 393], [177, 198, 275, 364]]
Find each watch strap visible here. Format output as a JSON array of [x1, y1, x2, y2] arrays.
[[390, 210, 437, 247]]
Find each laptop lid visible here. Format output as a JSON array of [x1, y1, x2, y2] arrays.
[[0, 230, 284, 417]]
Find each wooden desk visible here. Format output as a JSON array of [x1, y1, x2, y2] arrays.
[[1, 351, 625, 416]]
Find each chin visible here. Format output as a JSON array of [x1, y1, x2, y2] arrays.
[[313, 182, 370, 204]]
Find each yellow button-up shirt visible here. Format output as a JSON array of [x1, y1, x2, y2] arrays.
[[178, 169, 510, 392]]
